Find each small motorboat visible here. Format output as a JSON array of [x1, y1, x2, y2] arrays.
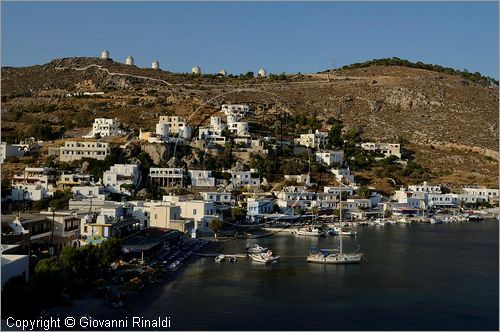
[[245, 244, 268, 254], [467, 214, 484, 222], [329, 226, 356, 236], [249, 250, 281, 264], [295, 226, 326, 237]]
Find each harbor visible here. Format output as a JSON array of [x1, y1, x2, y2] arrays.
[[77, 218, 497, 331]]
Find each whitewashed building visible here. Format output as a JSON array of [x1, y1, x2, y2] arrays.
[[159, 116, 187, 134], [188, 170, 216, 187], [315, 150, 344, 166], [331, 168, 355, 184], [462, 187, 499, 203], [221, 104, 252, 117], [229, 170, 260, 187], [360, 142, 401, 158], [295, 130, 329, 149], [103, 164, 141, 195], [200, 192, 232, 204], [163, 196, 220, 233], [84, 118, 122, 138], [150, 168, 187, 187], [59, 141, 110, 162], [10, 185, 53, 201], [247, 198, 274, 216]]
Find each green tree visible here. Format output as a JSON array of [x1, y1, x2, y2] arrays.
[[209, 218, 224, 239], [357, 185, 372, 199], [99, 238, 122, 268]]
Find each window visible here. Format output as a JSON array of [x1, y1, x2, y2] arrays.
[[193, 209, 197, 215]]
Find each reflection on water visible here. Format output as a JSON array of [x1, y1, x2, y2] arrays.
[[122, 222, 499, 330]]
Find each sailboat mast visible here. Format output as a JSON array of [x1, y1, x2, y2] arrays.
[[339, 195, 343, 254]]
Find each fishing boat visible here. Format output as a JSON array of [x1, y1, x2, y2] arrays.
[[329, 226, 357, 236], [244, 244, 268, 254], [397, 216, 412, 224], [249, 250, 281, 264], [467, 214, 484, 222], [295, 226, 327, 237], [429, 217, 443, 224], [307, 193, 363, 265]]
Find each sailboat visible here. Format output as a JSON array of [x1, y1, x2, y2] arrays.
[[306, 196, 363, 264]]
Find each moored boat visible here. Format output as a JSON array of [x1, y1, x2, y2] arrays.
[[295, 226, 327, 237], [249, 250, 281, 264], [306, 248, 362, 264], [244, 244, 268, 254]]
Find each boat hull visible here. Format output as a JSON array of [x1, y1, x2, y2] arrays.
[[306, 254, 362, 264]]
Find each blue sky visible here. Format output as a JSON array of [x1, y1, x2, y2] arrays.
[[2, 2, 498, 77]]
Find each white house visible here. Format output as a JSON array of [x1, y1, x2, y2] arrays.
[[188, 170, 216, 187], [103, 164, 141, 195], [331, 168, 355, 184], [462, 187, 499, 203], [71, 185, 106, 200], [247, 198, 274, 216], [315, 150, 343, 166], [200, 192, 232, 204], [198, 116, 227, 144], [226, 115, 250, 137], [59, 141, 110, 162], [408, 181, 442, 194], [295, 130, 329, 149], [84, 118, 122, 138], [323, 186, 355, 196], [150, 168, 187, 187], [228, 170, 260, 187], [360, 142, 401, 158], [163, 196, 220, 233], [158, 116, 188, 135], [221, 104, 251, 117], [10, 185, 53, 201], [11, 167, 58, 190], [1, 142, 25, 163]]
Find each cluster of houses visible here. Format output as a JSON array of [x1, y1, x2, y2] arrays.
[[2, 103, 499, 286]]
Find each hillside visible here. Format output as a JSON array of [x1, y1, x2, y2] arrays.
[[1, 57, 498, 188]]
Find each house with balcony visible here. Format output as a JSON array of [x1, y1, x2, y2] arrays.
[[58, 141, 110, 162], [150, 167, 188, 188], [84, 118, 122, 138], [103, 164, 141, 195], [315, 150, 344, 166], [188, 170, 216, 187], [360, 142, 401, 158]]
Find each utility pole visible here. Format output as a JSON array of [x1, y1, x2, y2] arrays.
[[50, 207, 55, 255]]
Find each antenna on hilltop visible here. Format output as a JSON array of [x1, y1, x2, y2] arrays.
[[328, 57, 335, 82]]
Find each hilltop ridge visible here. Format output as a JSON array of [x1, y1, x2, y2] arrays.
[[1, 56, 498, 187]]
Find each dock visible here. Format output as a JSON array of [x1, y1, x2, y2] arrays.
[[196, 253, 248, 258]]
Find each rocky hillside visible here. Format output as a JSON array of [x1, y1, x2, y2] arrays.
[[1, 57, 498, 187]]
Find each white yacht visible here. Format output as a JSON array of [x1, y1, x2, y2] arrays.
[[329, 226, 357, 236], [249, 250, 281, 264], [307, 194, 363, 265], [295, 226, 327, 237], [306, 249, 363, 264], [245, 244, 268, 254]]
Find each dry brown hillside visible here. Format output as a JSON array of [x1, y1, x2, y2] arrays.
[[1, 57, 498, 188]]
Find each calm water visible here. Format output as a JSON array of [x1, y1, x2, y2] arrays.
[[121, 221, 499, 330]]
